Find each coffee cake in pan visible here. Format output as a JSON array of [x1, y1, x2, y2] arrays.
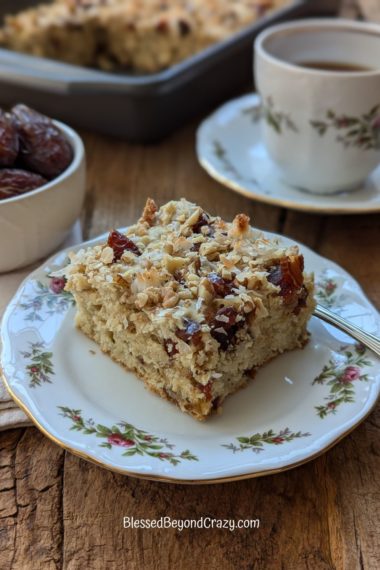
[[0, 0, 289, 72]]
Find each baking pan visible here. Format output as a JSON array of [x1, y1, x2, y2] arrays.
[[0, 0, 339, 142]]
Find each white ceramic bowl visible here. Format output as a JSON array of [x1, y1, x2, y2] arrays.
[[0, 121, 85, 273]]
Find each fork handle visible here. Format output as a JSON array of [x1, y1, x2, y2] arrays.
[[314, 304, 380, 358]]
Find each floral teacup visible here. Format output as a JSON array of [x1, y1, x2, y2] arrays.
[[254, 19, 380, 194]]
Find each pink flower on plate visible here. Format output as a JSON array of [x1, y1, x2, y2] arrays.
[[107, 434, 134, 447], [325, 280, 336, 293], [340, 365, 361, 384], [50, 276, 66, 294], [371, 116, 380, 130], [336, 117, 350, 128], [271, 437, 284, 444]]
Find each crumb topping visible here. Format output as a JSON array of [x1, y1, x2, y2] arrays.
[[65, 198, 311, 335]]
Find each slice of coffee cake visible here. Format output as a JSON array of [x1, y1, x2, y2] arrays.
[[64, 198, 315, 420]]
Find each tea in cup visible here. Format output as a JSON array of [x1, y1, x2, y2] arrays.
[[254, 19, 380, 194]]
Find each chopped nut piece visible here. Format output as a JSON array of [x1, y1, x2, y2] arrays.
[[163, 254, 188, 273], [162, 289, 179, 308], [229, 213, 250, 239], [198, 277, 214, 303], [100, 246, 114, 264], [139, 197, 158, 226]]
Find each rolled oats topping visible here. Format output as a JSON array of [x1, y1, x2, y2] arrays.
[[66, 198, 311, 326]]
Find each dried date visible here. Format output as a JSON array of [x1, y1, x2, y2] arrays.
[[11, 104, 73, 179], [212, 396, 221, 411], [0, 110, 19, 167], [196, 380, 213, 401], [293, 284, 308, 315], [178, 19, 191, 36], [207, 272, 235, 297], [0, 168, 47, 200], [107, 230, 141, 261], [190, 242, 201, 252], [210, 306, 244, 351], [163, 339, 178, 358], [173, 270, 185, 285], [176, 318, 202, 345], [156, 19, 169, 33], [267, 255, 304, 305], [192, 212, 211, 234]]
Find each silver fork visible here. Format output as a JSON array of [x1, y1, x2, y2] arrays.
[[314, 304, 380, 358]]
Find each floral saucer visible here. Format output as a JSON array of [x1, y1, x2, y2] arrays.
[[1, 232, 379, 483], [197, 94, 380, 214]]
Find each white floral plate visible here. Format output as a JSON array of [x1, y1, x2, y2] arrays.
[[1, 231, 380, 483], [197, 94, 380, 214]]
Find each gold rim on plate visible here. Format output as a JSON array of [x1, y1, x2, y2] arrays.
[[1, 366, 378, 485]]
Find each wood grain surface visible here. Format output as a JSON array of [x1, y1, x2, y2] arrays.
[[1, 3, 380, 569]]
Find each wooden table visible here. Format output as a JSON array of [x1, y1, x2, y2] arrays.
[[1, 123, 380, 570], [1, 5, 380, 570]]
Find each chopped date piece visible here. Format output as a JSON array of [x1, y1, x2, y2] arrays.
[[197, 380, 213, 401], [207, 272, 235, 297], [212, 396, 221, 411], [156, 19, 169, 33], [0, 168, 47, 200], [193, 256, 201, 274], [268, 265, 282, 288], [289, 255, 304, 285], [11, 104, 73, 179], [267, 255, 304, 305], [173, 270, 185, 285], [176, 318, 202, 345], [255, 1, 273, 17], [293, 284, 309, 315], [210, 307, 244, 351], [245, 367, 257, 379], [164, 339, 178, 357], [178, 19, 191, 36], [191, 212, 211, 234], [107, 230, 141, 261], [190, 242, 201, 252], [0, 110, 19, 167]]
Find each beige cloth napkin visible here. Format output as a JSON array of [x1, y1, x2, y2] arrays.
[[0, 221, 82, 431]]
